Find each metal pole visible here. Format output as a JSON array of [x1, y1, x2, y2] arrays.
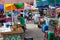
[[54, 0, 57, 18], [11, 0, 14, 25]]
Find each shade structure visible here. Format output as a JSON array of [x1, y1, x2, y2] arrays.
[[17, 8, 24, 11], [4, 4, 16, 10], [56, 7, 60, 12], [24, 3, 31, 10], [0, 4, 4, 10], [49, 5, 55, 9], [56, 9, 60, 12], [24, 3, 36, 10], [38, 0, 47, 2], [36, 1, 48, 9], [38, 0, 42, 2], [47, 0, 60, 4], [51, 4, 60, 7], [36, 1, 48, 7], [14, 3, 24, 8]]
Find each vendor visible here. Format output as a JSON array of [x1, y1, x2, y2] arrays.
[[0, 10, 5, 27], [39, 10, 44, 17], [18, 14, 26, 32], [39, 17, 49, 33]]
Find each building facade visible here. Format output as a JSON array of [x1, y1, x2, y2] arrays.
[[0, 0, 34, 4]]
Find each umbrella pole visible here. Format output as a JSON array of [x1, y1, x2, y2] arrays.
[[54, 0, 57, 18], [11, 0, 14, 26]]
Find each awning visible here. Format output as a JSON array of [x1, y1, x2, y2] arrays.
[[36, 1, 48, 8], [17, 8, 24, 10], [14, 3, 24, 8], [56, 7, 60, 12], [47, 0, 60, 4], [0, 4, 4, 10], [4, 4, 16, 10], [24, 3, 35, 10], [4, 3, 24, 10], [51, 4, 60, 7]]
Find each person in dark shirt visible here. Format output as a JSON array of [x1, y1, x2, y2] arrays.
[[0, 10, 5, 26], [39, 10, 44, 16]]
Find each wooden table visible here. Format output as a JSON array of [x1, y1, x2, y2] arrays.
[[1, 27, 24, 40]]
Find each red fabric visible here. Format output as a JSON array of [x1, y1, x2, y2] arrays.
[[51, 11, 55, 16], [17, 8, 24, 10], [54, 27, 59, 37], [44, 30, 48, 40], [52, 13, 55, 16], [29, 17, 32, 20]]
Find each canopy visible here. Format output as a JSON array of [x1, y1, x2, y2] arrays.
[[17, 8, 24, 10], [4, 4, 16, 10], [37, 0, 60, 5], [36, 1, 48, 7], [47, 0, 60, 4], [14, 3, 24, 8], [24, 3, 36, 10], [51, 4, 60, 7], [4, 4, 12, 7], [49, 5, 56, 9], [0, 4, 4, 10], [38, 0, 47, 2], [36, 1, 48, 9], [56, 7, 60, 12]]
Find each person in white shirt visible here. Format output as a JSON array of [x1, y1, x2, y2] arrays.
[[33, 13, 40, 24]]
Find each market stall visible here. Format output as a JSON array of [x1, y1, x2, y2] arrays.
[[0, 3, 24, 40], [0, 23, 24, 40]]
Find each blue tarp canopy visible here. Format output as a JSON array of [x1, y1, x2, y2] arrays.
[[0, 4, 4, 10], [47, 0, 60, 4], [36, 1, 48, 7], [36, 1, 48, 9], [51, 4, 60, 7], [38, 5, 48, 10]]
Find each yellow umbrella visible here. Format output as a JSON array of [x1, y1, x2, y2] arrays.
[[4, 4, 12, 10], [4, 4, 16, 10]]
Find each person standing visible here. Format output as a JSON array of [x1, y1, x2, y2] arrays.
[[33, 13, 40, 24], [58, 13, 60, 34], [39, 10, 44, 17], [19, 14, 26, 32], [28, 11, 32, 21]]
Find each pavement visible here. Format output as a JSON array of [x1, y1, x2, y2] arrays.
[[23, 23, 44, 40], [0, 20, 44, 40]]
